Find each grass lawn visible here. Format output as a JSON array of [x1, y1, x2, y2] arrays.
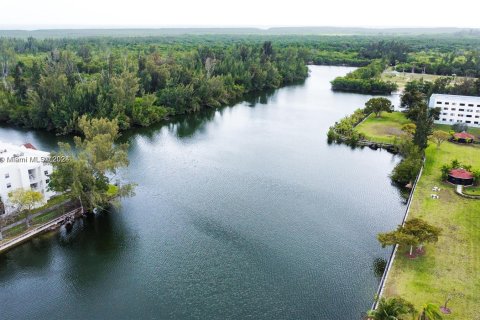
[[383, 142, 480, 319], [462, 186, 480, 197], [356, 111, 412, 144], [433, 124, 480, 138]]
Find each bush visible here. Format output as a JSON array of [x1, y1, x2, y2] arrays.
[[391, 155, 423, 185], [452, 123, 468, 133]]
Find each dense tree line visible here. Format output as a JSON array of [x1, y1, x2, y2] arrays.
[[391, 80, 441, 186], [0, 39, 307, 133], [1, 34, 480, 132], [330, 60, 398, 94], [396, 50, 480, 77]]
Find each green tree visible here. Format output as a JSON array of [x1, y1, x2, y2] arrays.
[[401, 123, 416, 137], [364, 97, 394, 117], [367, 296, 416, 320], [378, 218, 441, 257], [378, 229, 419, 257], [391, 155, 423, 185], [430, 130, 450, 148], [8, 188, 44, 227], [402, 218, 442, 253], [13, 61, 28, 102], [413, 103, 437, 150], [49, 116, 134, 212]]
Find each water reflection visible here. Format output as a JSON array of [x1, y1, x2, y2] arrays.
[[0, 66, 407, 320], [0, 235, 54, 280]]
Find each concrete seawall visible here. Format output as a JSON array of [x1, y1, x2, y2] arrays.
[[371, 158, 425, 310]]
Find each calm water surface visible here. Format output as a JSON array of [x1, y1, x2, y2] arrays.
[[0, 66, 405, 320]]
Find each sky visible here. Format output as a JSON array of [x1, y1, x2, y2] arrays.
[[2, 0, 480, 30]]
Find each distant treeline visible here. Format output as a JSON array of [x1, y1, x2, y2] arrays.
[[403, 77, 480, 99], [1, 34, 480, 132], [0, 39, 308, 133]]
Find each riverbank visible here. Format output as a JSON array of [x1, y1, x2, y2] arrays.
[[356, 112, 410, 144], [0, 207, 83, 254], [0, 66, 406, 320], [0, 196, 83, 252], [383, 142, 480, 319], [336, 108, 480, 317]]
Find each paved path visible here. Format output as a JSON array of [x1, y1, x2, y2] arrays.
[[0, 208, 82, 254], [455, 184, 480, 199], [2, 200, 72, 231]]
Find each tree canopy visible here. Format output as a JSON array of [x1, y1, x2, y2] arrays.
[[48, 116, 134, 212], [364, 97, 394, 117]]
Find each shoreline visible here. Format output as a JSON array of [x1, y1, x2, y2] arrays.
[[0, 207, 83, 254]]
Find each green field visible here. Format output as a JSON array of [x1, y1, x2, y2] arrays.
[[356, 111, 412, 143], [381, 70, 471, 91], [432, 123, 480, 138], [383, 142, 480, 319]]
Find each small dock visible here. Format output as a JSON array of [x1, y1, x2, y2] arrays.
[[0, 208, 83, 254]]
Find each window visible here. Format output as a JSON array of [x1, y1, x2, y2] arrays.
[[450, 113, 455, 116], [46, 179, 50, 184], [475, 122, 479, 124], [442, 118, 447, 121], [451, 108, 456, 111], [457, 120, 463, 122], [449, 119, 454, 122], [459, 108, 465, 111], [468, 109, 473, 112], [466, 121, 472, 123], [476, 116, 480, 118], [452, 103, 456, 106], [4, 173, 9, 179], [442, 113, 447, 115], [460, 103, 466, 106], [468, 104, 474, 107], [443, 107, 448, 110], [458, 114, 464, 117], [436, 101, 442, 104], [467, 115, 472, 118], [6, 183, 11, 188], [445, 102, 450, 105], [44, 170, 49, 176]]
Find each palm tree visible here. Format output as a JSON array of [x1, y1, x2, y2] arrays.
[[418, 303, 443, 320], [368, 297, 416, 320]]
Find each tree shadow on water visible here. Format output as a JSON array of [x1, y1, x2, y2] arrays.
[[59, 206, 134, 287]]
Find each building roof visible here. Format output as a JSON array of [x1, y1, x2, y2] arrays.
[[22, 143, 37, 150], [453, 132, 476, 140], [430, 93, 480, 103], [449, 168, 474, 180]]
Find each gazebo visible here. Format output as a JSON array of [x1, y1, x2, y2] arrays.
[[448, 168, 474, 185], [452, 132, 475, 143]]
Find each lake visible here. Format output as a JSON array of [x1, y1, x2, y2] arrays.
[[0, 66, 405, 320]]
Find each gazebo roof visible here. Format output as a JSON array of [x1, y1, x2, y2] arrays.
[[449, 168, 474, 179], [22, 142, 37, 150], [453, 132, 475, 140]]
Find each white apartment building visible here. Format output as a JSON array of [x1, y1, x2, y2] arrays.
[[429, 94, 480, 128], [0, 141, 56, 215]]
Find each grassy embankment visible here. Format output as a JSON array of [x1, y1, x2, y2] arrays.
[[356, 111, 411, 144], [358, 111, 480, 318], [1, 184, 120, 242], [1, 194, 70, 240], [384, 142, 480, 319], [356, 111, 480, 144]]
